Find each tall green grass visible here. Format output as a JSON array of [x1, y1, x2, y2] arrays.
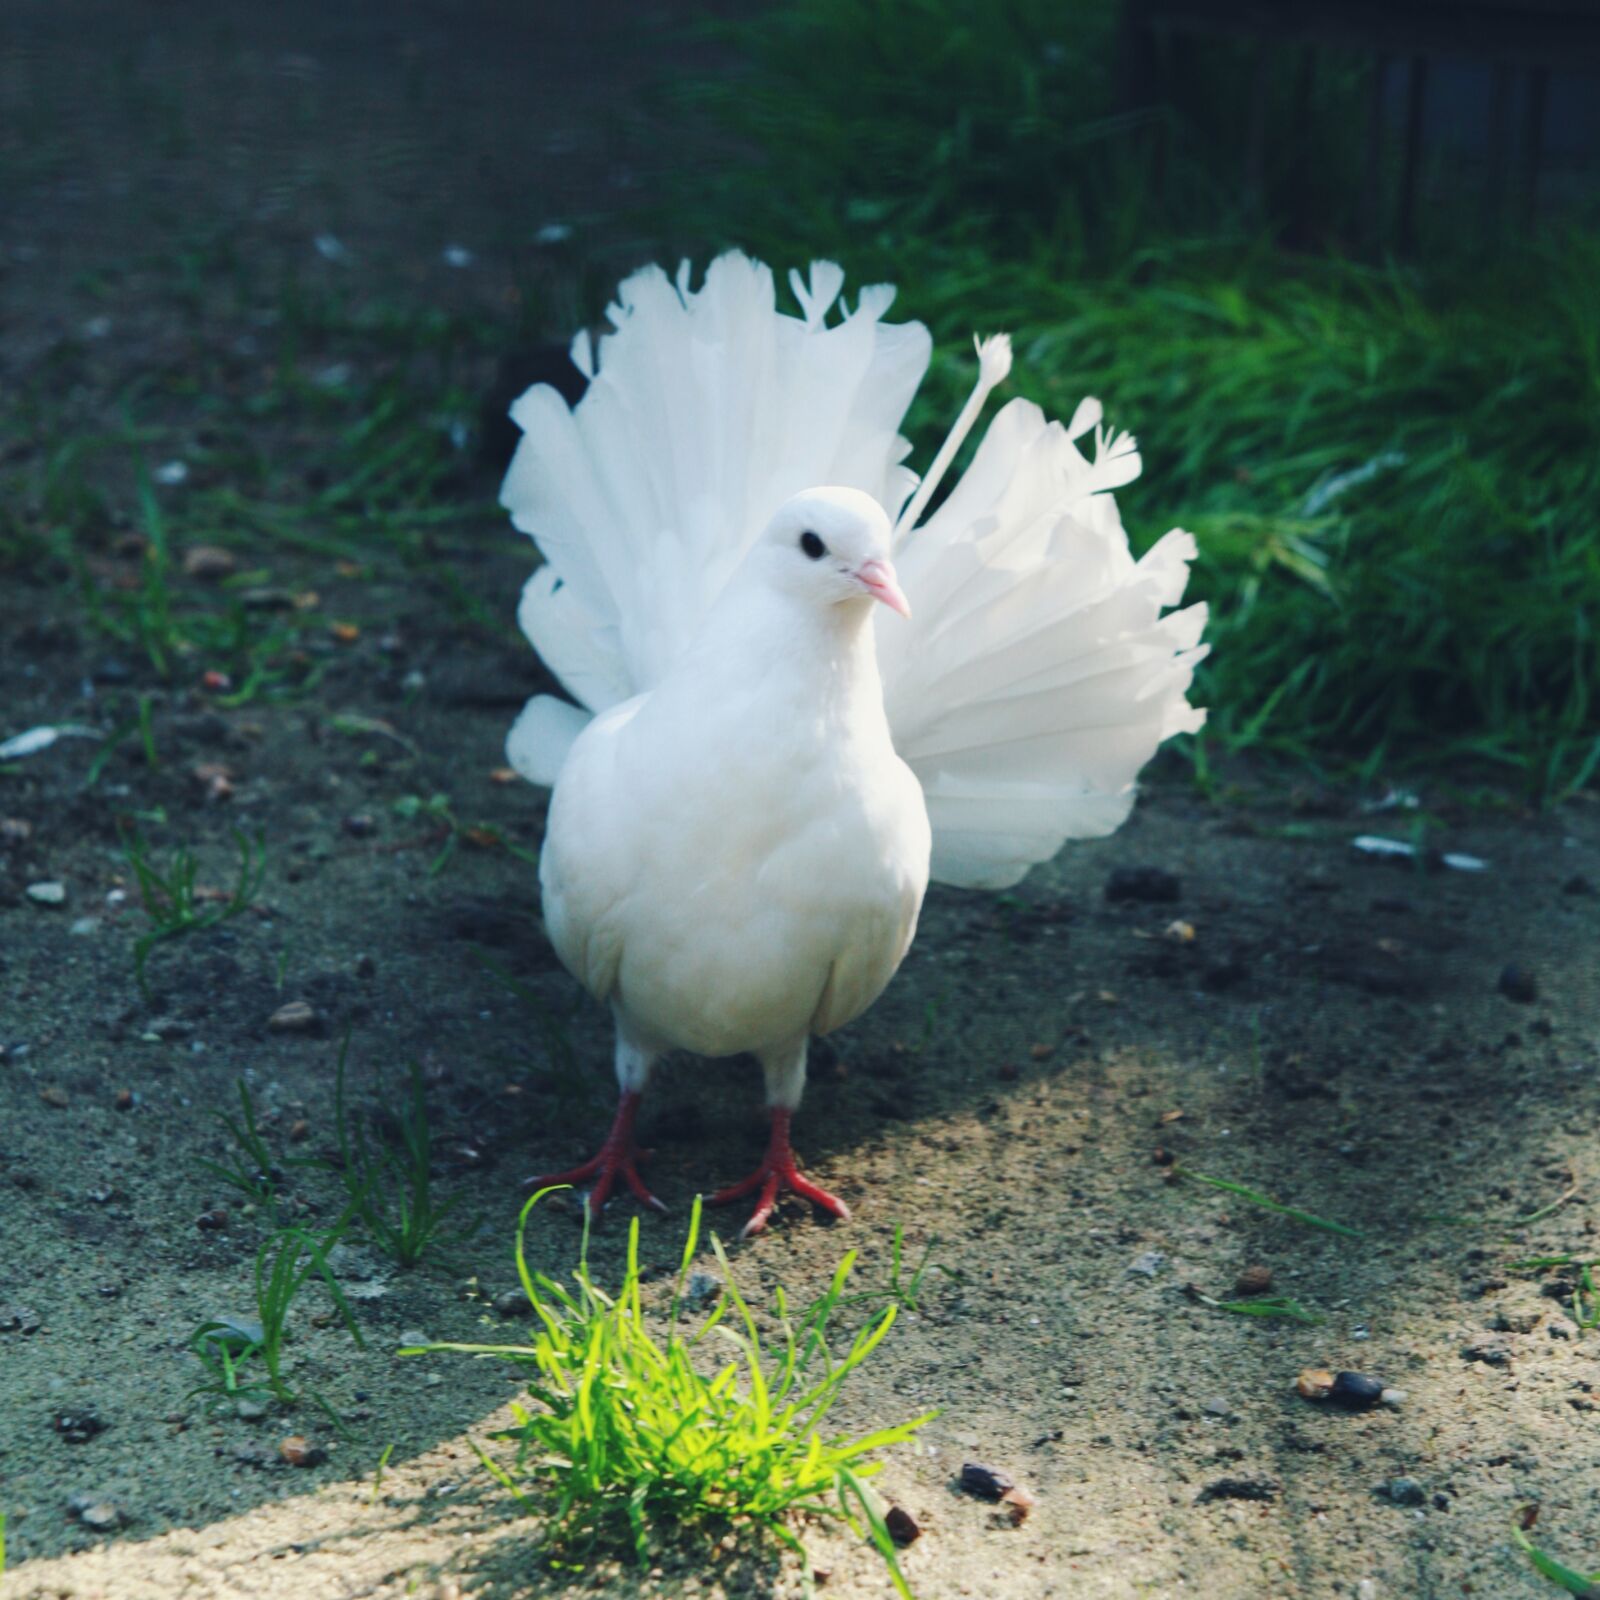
[[667, 0, 1600, 796]]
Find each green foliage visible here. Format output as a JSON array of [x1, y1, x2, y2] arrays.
[[668, 0, 1600, 796], [410, 1191, 933, 1591], [188, 1225, 364, 1415], [392, 791, 541, 878], [1512, 1513, 1600, 1597], [1173, 1167, 1364, 1238], [1186, 1286, 1324, 1326], [123, 826, 267, 996], [330, 1039, 469, 1271], [198, 1079, 286, 1213]]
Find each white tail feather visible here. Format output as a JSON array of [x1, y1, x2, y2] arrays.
[[502, 252, 1207, 882]]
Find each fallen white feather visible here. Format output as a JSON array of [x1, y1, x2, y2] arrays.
[[0, 724, 102, 761]]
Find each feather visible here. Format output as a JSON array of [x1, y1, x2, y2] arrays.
[[501, 251, 1208, 891]]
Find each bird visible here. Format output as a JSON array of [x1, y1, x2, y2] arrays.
[[501, 251, 1208, 1234]]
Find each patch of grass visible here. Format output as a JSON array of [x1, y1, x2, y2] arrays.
[[392, 791, 541, 878], [198, 1079, 286, 1213], [1172, 1167, 1365, 1238], [330, 1039, 469, 1271], [838, 1222, 958, 1315], [1513, 1509, 1600, 1597], [667, 0, 1600, 796], [123, 826, 267, 996], [408, 1191, 933, 1592], [188, 1225, 365, 1418]]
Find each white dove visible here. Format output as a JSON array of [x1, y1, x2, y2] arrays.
[[503, 251, 1208, 1234]]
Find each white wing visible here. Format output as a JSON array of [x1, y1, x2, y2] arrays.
[[502, 251, 930, 784], [877, 396, 1207, 889], [502, 251, 1208, 888]]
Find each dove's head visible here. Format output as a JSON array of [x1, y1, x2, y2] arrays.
[[755, 487, 911, 620]]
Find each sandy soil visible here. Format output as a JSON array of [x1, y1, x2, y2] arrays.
[[4, 6, 1600, 1599]]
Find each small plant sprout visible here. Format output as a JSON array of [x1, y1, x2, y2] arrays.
[[1172, 1167, 1365, 1239], [392, 791, 540, 877], [407, 1191, 934, 1593], [123, 826, 267, 995], [1183, 1284, 1324, 1326], [189, 1226, 364, 1419], [330, 1038, 469, 1270], [1512, 1507, 1600, 1596], [197, 1079, 288, 1212]]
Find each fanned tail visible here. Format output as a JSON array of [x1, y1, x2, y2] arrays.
[[500, 251, 931, 784], [878, 396, 1208, 890]]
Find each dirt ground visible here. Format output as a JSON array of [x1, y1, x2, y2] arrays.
[[4, 7, 1600, 1600]]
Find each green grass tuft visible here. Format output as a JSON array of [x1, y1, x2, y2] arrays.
[[124, 826, 268, 996], [328, 1038, 470, 1271], [1172, 1167, 1365, 1238], [409, 1190, 934, 1592]]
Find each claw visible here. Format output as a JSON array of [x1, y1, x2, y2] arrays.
[[709, 1107, 849, 1237], [526, 1090, 667, 1220]]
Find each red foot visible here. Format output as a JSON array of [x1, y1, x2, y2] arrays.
[[709, 1108, 850, 1238], [526, 1090, 666, 1221]]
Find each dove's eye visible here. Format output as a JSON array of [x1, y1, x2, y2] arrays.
[[799, 530, 826, 560]]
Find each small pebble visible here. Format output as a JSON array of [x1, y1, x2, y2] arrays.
[[399, 1328, 431, 1348], [343, 813, 377, 838], [1200, 1395, 1232, 1418], [182, 545, 237, 580], [1000, 1484, 1036, 1525], [267, 1000, 320, 1033], [958, 1461, 1016, 1500], [236, 1398, 269, 1421], [1234, 1264, 1274, 1297], [54, 1409, 107, 1443], [39, 1085, 70, 1108], [196, 1208, 230, 1231], [1498, 964, 1538, 1004], [0, 817, 33, 846], [1381, 1476, 1426, 1507], [113, 1088, 134, 1112], [77, 1501, 126, 1531], [26, 881, 66, 906], [1296, 1368, 1335, 1401], [493, 1290, 534, 1319], [279, 1434, 325, 1467], [1127, 1250, 1167, 1278], [1328, 1371, 1386, 1409], [884, 1505, 920, 1545]]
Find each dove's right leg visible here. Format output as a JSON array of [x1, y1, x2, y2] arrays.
[[525, 1019, 666, 1220], [709, 1038, 850, 1237]]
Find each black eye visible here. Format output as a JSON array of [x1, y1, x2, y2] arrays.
[[799, 530, 826, 560]]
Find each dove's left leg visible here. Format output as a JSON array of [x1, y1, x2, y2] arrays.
[[709, 1038, 850, 1238], [525, 1020, 666, 1221]]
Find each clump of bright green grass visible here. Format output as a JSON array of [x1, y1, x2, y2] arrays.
[[408, 1192, 934, 1593], [123, 826, 267, 995]]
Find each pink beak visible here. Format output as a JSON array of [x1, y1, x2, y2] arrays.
[[855, 557, 911, 620]]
